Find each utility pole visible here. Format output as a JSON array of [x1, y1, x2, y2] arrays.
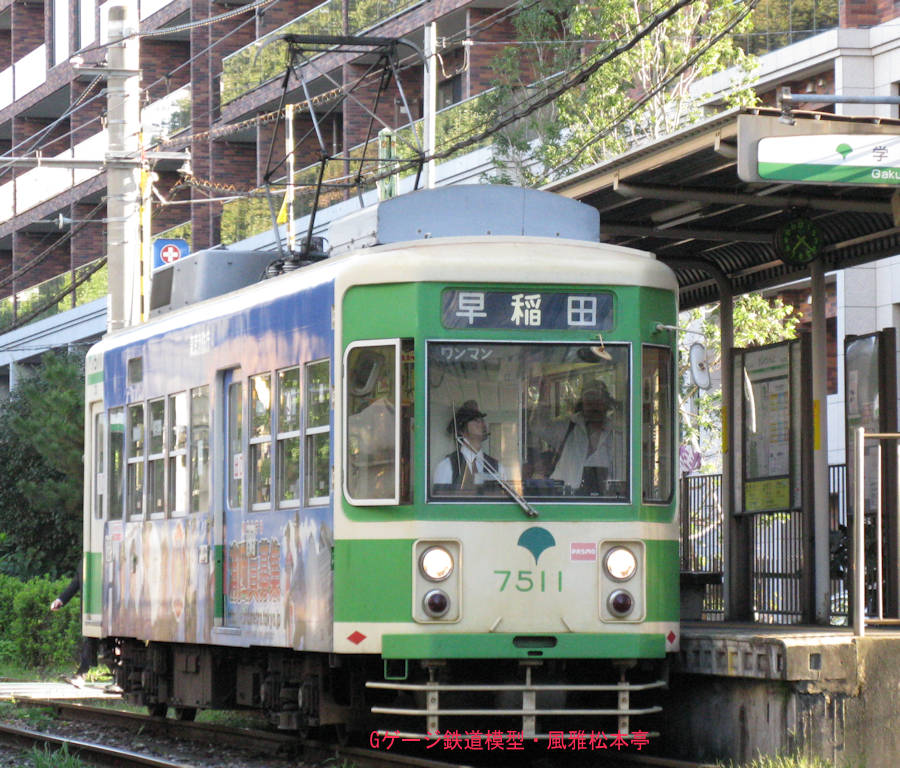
[[423, 23, 437, 188], [106, 2, 141, 332], [2, 2, 186, 334]]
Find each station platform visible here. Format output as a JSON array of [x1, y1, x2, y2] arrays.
[[0, 680, 121, 701], [663, 621, 900, 768]]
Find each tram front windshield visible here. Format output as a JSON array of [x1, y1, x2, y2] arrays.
[[428, 342, 629, 501]]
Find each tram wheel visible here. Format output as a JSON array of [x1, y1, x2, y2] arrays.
[[147, 703, 168, 717], [174, 706, 197, 721]]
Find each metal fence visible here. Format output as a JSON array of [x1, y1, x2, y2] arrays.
[[680, 474, 724, 621], [680, 466, 849, 624]]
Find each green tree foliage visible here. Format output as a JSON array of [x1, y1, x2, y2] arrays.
[[0, 351, 85, 579], [483, 0, 758, 186], [680, 293, 800, 471]]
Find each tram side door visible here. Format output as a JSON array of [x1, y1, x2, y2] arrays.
[[86, 401, 106, 633], [221, 369, 244, 628]]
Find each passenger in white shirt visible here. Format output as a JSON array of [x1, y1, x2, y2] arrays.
[[549, 386, 622, 495]]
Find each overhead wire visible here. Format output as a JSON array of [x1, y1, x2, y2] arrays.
[[0, 200, 108, 293]]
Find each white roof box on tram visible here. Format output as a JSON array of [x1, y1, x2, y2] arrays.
[[149, 248, 275, 318], [327, 185, 600, 256]]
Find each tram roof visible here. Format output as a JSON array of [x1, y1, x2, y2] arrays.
[[546, 107, 900, 310]]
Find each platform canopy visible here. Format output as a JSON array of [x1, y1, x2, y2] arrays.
[[547, 107, 900, 309]]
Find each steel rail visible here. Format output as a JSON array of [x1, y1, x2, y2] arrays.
[[22, 699, 299, 755], [0, 722, 187, 767]]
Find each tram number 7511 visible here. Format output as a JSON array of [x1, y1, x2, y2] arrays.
[[494, 570, 563, 592]]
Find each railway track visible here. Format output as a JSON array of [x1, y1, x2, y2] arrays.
[[0, 721, 187, 767], [15, 698, 715, 768], [21, 699, 299, 756]]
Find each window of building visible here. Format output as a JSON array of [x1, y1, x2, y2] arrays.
[[437, 73, 462, 110]]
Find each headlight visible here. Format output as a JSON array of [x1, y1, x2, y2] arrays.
[[423, 589, 450, 617], [420, 546, 454, 581], [604, 546, 637, 581]]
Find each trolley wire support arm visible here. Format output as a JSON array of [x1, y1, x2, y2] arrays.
[[258, 32, 425, 260]]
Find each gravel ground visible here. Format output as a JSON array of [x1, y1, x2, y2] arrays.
[[0, 708, 317, 768]]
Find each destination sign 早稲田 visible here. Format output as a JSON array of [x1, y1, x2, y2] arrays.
[[441, 290, 614, 330]]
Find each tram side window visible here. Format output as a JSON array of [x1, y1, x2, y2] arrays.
[[168, 392, 188, 516], [108, 408, 124, 519], [306, 360, 330, 505], [642, 345, 674, 503], [148, 398, 165, 516], [190, 386, 210, 513], [249, 373, 272, 509], [277, 367, 301, 506], [344, 340, 413, 505], [228, 381, 243, 508], [127, 403, 145, 517], [94, 411, 105, 519]]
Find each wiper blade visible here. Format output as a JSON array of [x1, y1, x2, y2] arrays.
[[457, 437, 538, 518]]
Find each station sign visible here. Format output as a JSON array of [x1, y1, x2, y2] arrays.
[[737, 113, 900, 186], [758, 134, 900, 186], [153, 238, 190, 270]]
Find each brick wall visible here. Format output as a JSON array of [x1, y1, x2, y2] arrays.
[[14, 116, 70, 157], [466, 8, 516, 97], [841, 0, 900, 26], [0, 29, 11, 70], [151, 170, 191, 237], [11, 2, 44, 60], [343, 59, 425, 149], [70, 78, 105, 146], [143, 39, 192, 100], [12, 230, 70, 296], [258, 0, 321, 37], [69, 202, 106, 269]]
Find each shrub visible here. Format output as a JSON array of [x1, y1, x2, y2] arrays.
[[11, 576, 81, 671], [0, 573, 23, 663]]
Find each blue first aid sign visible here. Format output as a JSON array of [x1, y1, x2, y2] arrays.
[[153, 239, 189, 270]]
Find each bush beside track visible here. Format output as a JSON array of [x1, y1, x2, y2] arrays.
[[0, 574, 81, 673]]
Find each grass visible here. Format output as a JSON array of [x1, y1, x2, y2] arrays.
[[29, 744, 88, 768], [0, 700, 58, 731], [718, 756, 835, 768]]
